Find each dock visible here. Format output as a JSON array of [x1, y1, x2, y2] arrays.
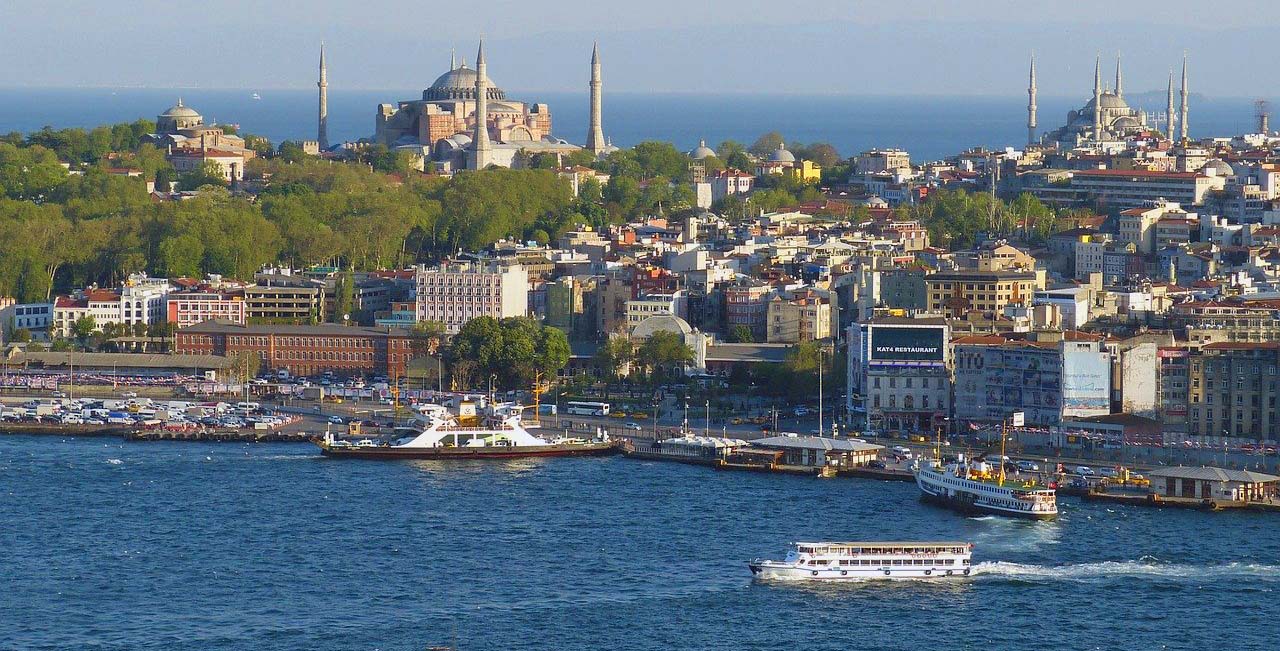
[[1082, 490, 1280, 513], [2, 422, 311, 443]]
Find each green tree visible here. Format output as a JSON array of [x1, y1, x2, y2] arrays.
[[10, 327, 32, 343], [727, 325, 754, 343], [635, 330, 694, 383], [50, 338, 75, 352], [408, 320, 447, 359], [177, 161, 229, 190], [71, 315, 96, 342], [749, 131, 785, 157]]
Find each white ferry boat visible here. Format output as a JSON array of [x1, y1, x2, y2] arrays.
[[316, 411, 620, 460], [915, 455, 1057, 519], [749, 541, 974, 581]]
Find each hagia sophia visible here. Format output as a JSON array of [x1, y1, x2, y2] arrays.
[[373, 40, 610, 171]]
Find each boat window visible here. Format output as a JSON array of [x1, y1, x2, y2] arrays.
[[945, 559, 955, 565], [892, 559, 903, 566], [963, 559, 971, 565]]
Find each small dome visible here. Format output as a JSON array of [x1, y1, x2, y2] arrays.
[[769, 142, 796, 163], [161, 98, 201, 118], [1202, 159, 1234, 176], [690, 139, 716, 160]]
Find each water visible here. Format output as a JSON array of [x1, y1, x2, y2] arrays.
[[0, 88, 1268, 161], [2, 435, 1277, 650]]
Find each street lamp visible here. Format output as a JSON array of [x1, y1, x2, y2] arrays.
[[705, 399, 710, 437]]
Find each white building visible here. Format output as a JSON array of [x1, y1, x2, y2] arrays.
[[1033, 288, 1091, 329], [414, 261, 528, 334], [52, 274, 172, 338]]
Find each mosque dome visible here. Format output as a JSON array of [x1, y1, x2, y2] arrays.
[[690, 139, 716, 160], [1112, 116, 1140, 129], [424, 65, 506, 101], [160, 99, 201, 119], [769, 142, 796, 163], [1084, 92, 1130, 112], [1203, 159, 1235, 176]]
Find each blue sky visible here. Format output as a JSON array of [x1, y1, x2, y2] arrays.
[[3, 1, 1278, 95]]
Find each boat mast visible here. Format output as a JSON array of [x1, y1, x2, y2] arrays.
[[998, 416, 1007, 487]]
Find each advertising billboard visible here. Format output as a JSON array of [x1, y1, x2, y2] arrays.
[[870, 326, 946, 362], [1061, 348, 1111, 417]]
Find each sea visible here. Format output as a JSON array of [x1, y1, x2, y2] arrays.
[[0, 88, 1270, 161], [1, 434, 1277, 651]]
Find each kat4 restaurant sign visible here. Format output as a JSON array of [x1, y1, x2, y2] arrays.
[[870, 326, 946, 362]]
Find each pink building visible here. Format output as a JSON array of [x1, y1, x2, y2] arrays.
[[167, 292, 247, 329]]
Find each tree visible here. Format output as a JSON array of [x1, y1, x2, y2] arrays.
[[749, 132, 785, 157], [10, 327, 32, 343], [228, 350, 262, 384], [635, 330, 694, 383], [334, 269, 355, 321], [177, 161, 228, 190], [446, 316, 570, 390], [593, 336, 634, 384], [71, 315, 96, 342], [408, 320, 446, 359], [727, 325, 754, 343], [50, 338, 75, 352], [796, 142, 840, 168]]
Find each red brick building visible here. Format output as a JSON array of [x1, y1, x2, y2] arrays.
[[175, 320, 412, 378]]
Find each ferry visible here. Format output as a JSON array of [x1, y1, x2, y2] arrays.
[[749, 541, 974, 581], [316, 411, 621, 460], [915, 455, 1058, 519]]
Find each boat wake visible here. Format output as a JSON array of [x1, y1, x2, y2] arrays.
[[973, 559, 1280, 583], [105, 458, 124, 465]]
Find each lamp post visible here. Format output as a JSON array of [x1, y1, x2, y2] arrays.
[[705, 399, 710, 437]]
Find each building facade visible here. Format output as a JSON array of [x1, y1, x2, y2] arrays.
[[848, 318, 951, 434], [1187, 342, 1280, 439], [415, 261, 528, 334], [925, 269, 1039, 318], [175, 321, 413, 378], [166, 292, 247, 329]]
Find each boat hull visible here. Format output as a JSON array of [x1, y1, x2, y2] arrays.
[[320, 440, 622, 460], [749, 562, 970, 581], [916, 474, 1058, 520]]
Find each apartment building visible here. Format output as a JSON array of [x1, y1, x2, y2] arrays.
[[1186, 342, 1280, 439], [166, 291, 247, 329], [244, 286, 325, 323], [415, 261, 528, 334], [765, 291, 831, 343], [925, 268, 1040, 318], [1071, 170, 1225, 208]]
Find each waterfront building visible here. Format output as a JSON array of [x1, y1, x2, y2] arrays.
[[953, 333, 1111, 426], [52, 274, 172, 338], [748, 435, 883, 468], [847, 317, 951, 434], [175, 321, 412, 378], [1186, 342, 1280, 439], [1146, 466, 1279, 502], [414, 261, 528, 334], [166, 291, 247, 329]]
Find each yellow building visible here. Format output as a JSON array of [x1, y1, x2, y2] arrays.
[[786, 160, 822, 183], [925, 269, 1041, 318]]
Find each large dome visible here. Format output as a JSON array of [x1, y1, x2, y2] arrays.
[[1084, 92, 1130, 111], [423, 65, 506, 101], [160, 99, 201, 118], [690, 139, 716, 160], [769, 142, 796, 163]]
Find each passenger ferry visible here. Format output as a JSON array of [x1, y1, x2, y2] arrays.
[[316, 411, 620, 460], [915, 455, 1058, 519], [749, 541, 974, 581]]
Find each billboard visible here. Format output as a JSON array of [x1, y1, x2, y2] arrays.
[[870, 325, 946, 362], [1061, 348, 1111, 417]]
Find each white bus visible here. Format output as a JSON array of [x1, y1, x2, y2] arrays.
[[564, 401, 610, 417]]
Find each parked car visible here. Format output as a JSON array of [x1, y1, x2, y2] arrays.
[[891, 446, 913, 459], [623, 421, 642, 431], [1075, 465, 1095, 476], [120, 391, 138, 399], [1016, 460, 1041, 472], [868, 460, 887, 469], [793, 407, 810, 417], [327, 416, 345, 425]]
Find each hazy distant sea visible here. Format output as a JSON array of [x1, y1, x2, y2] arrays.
[[0, 87, 1267, 160]]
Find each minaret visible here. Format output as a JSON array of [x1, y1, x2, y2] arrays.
[[1114, 53, 1123, 100], [1092, 56, 1103, 142], [1166, 70, 1176, 141], [471, 39, 491, 169], [450, 48, 457, 70], [1026, 53, 1037, 147], [1179, 54, 1190, 143], [317, 43, 329, 150], [586, 42, 606, 156]]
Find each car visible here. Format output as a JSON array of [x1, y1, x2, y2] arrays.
[[327, 416, 345, 425], [1075, 465, 1095, 476], [51, 391, 68, 398], [868, 460, 887, 469], [890, 446, 913, 459], [1098, 467, 1120, 478], [623, 421, 642, 431], [120, 391, 138, 399], [793, 407, 810, 416], [730, 417, 744, 425], [1016, 460, 1041, 472]]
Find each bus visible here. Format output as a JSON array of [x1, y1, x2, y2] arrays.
[[564, 401, 610, 417]]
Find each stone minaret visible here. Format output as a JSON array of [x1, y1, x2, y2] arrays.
[[472, 39, 491, 170], [317, 43, 328, 150], [1026, 53, 1037, 147], [1092, 56, 1103, 142], [586, 42, 606, 156], [1166, 70, 1176, 141], [1114, 53, 1123, 100], [1179, 55, 1190, 143]]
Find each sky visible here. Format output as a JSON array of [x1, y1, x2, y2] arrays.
[[3, 1, 1280, 96]]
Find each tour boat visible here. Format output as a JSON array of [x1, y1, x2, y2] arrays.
[[914, 455, 1058, 519], [749, 541, 975, 581], [316, 412, 621, 460]]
